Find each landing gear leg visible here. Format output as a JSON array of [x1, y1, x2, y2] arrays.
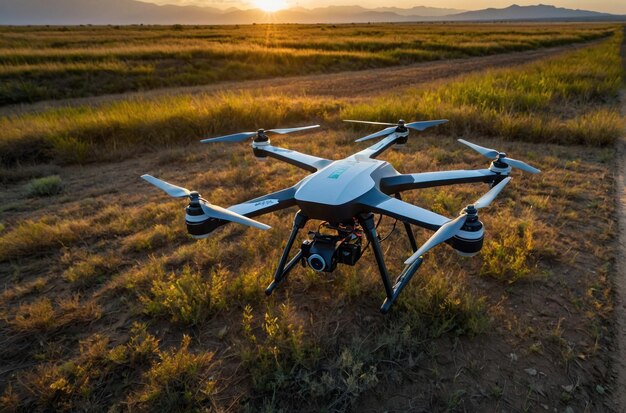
[[358, 212, 424, 314], [265, 211, 308, 295], [395, 193, 418, 252]]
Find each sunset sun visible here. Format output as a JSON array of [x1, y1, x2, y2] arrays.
[[254, 0, 287, 12]]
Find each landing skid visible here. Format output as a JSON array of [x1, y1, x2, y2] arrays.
[[265, 209, 424, 314]]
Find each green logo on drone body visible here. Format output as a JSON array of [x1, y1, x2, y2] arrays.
[[328, 166, 350, 179]]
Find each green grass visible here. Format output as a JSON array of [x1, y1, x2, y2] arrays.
[[1, 30, 622, 166], [0, 23, 614, 105], [342, 30, 624, 146], [0, 92, 340, 165], [27, 174, 63, 196]]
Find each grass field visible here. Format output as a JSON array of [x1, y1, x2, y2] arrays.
[[0, 23, 624, 412], [0, 23, 615, 105]]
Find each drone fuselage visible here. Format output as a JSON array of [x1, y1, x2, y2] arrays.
[[294, 157, 397, 223]]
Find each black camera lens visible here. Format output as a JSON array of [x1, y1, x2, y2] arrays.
[[307, 254, 326, 272]]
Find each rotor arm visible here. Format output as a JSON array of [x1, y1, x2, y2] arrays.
[[359, 190, 450, 231], [228, 186, 298, 218], [380, 169, 504, 194], [350, 133, 403, 160], [252, 144, 333, 173]]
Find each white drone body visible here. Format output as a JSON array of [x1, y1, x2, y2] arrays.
[[142, 120, 540, 313]]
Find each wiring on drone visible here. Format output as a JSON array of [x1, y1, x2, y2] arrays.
[[360, 214, 397, 258]]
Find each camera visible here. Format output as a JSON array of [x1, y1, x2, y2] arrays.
[[300, 224, 362, 273]]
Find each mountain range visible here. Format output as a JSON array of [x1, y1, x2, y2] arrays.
[[0, 1, 622, 25]]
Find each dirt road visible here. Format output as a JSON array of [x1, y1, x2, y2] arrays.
[[0, 40, 601, 117]]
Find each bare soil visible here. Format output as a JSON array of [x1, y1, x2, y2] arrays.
[[0, 40, 602, 118]]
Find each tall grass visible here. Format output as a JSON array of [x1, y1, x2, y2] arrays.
[[1, 30, 622, 166], [0, 24, 615, 104], [0, 92, 340, 164], [342, 30, 624, 146]]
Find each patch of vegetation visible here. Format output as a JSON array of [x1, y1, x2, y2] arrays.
[[480, 211, 536, 281], [63, 254, 121, 286], [23, 323, 159, 411], [0, 218, 91, 262], [9, 295, 101, 333], [140, 265, 228, 324], [27, 174, 63, 197], [127, 334, 217, 411], [0, 91, 339, 165]]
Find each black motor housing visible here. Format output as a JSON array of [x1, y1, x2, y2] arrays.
[[448, 214, 484, 257], [185, 203, 225, 238]]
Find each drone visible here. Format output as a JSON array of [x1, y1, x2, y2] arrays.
[[141, 119, 540, 313]]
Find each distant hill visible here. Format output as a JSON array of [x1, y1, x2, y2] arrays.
[[0, 0, 621, 25], [373, 6, 466, 17], [445, 4, 613, 21]]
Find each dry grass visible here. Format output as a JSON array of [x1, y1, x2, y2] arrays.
[[0, 23, 614, 104]]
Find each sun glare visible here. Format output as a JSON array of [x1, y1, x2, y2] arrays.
[[254, 0, 287, 12]]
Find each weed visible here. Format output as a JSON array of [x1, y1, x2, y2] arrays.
[[0, 218, 91, 262], [63, 254, 121, 286], [23, 323, 159, 410], [480, 211, 535, 282], [140, 265, 228, 324], [27, 175, 63, 197], [129, 335, 217, 411]]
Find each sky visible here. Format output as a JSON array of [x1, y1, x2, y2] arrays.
[[146, 0, 626, 14]]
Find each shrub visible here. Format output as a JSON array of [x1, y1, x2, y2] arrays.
[[140, 265, 228, 324], [27, 175, 63, 197], [130, 335, 217, 411]]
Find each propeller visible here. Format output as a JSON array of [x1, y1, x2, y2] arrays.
[[458, 138, 540, 174], [404, 177, 511, 265], [344, 119, 448, 142], [141, 174, 270, 231], [200, 125, 320, 143]]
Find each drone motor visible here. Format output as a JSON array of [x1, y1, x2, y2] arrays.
[[449, 205, 484, 257]]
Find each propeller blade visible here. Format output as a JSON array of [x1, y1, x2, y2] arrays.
[[404, 214, 468, 265], [344, 119, 397, 126], [474, 177, 511, 209], [355, 126, 398, 142], [141, 174, 191, 198], [404, 177, 511, 265], [457, 138, 499, 158], [405, 119, 449, 131], [199, 200, 271, 230], [502, 157, 541, 174], [267, 125, 320, 134], [200, 131, 257, 143]]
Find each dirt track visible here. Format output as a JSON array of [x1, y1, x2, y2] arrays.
[[0, 39, 602, 117]]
